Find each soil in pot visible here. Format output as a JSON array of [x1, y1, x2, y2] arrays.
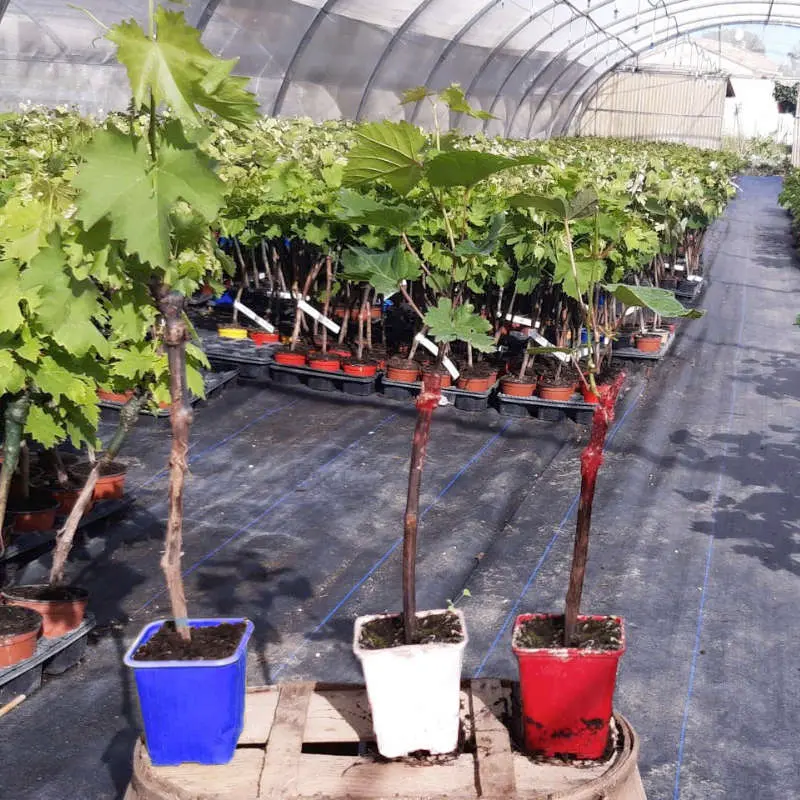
[[456, 368, 492, 392], [343, 359, 378, 377], [501, 375, 537, 397], [273, 347, 308, 367], [635, 334, 662, 353], [358, 611, 464, 649], [0, 606, 43, 667], [71, 460, 127, 501], [2, 585, 89, 638], [307, 354, 341, 372], [132, 620, 247, 661], [8, 492, 59, 532], [328, 346, 352, 359], [386, 357, 420, 383], [515, 615, 622, 651]]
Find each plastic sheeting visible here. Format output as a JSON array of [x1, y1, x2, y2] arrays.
[[1, 0, 799, 137]]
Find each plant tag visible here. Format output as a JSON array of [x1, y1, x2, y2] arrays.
[[233, 301, 274, 333], [687, 275, 703, 283], [505, 313, 532, 326], [277, 290, 309, 301], [529, 330, 570, 362], [673, 263, 686, 272], [413, 334, 460, 379], [298, 299, 340, 334]]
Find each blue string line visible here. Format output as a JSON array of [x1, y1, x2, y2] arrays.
[[133, 411, 399, 614], [473, 382, 645, 678], [271, 419, 514, 679], [673, 282, 748, 800], [130, 399, 299, 494]]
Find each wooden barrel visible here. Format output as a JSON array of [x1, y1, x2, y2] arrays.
[[125, 681, 646, 800]]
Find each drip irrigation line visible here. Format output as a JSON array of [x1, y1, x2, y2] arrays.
[[132, 411, 400, 614], [271, 419, 515, 679], [130, 399, 299, 494], [473, 381, 645, 678], [673, 272, 749, 800]]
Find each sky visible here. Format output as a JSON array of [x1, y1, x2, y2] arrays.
[[697, 23, 800, 62]]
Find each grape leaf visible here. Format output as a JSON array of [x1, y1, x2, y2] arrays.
[[336, 189, 419, 231], [425, 152, 545, 189], [0, 197, 52, 262], [0, 261, 24, 333], [73, 127, 224, 269], [603, 284, 705, 318], [424, 299, 495, 352], [342, 121, 425, 195], [107, 7, 258, 126], [341, 245, 420, 298], [25, 405, 65, 448], [0, 350, 26, 393]]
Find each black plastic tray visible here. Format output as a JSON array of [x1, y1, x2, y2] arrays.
[[268, 363, 377, 396], [496, 391, 596, 424], [0, 497, 134, 566], [675, 277, 704, 300], [99, 371, 239, 418], [380, 378, 495, 412], [613, 332, 675, 361], [0, 614, 96, 704]]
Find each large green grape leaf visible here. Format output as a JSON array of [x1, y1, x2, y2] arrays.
[[73, 127, 224, 269], [424, 299, 495, 352], [554, 254, 605, 300], [342, 121, 425, 195], [25, 405, 65, 448], [0, 261, 24, 333], [0, 197, 52, 262], [438, 84, 497, 120], [341, 245, 420, 297], [336, 189, 419, 231], [603, 284, 705, 318], [107, 7, 258, 126], [425, 152, 546, 189], [509, 193, 568, 219]]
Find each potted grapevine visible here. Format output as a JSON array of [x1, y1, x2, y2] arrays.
[[69, 3, 259, 766]]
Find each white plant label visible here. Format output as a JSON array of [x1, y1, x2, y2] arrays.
[[413, 333, 460, 379], [504, 313, 541, 329], [298, 299, 340, 334], [687, 274, 703, 283], [529, 330, 569, 363], [233, 300, 274, 333], [277, 290, 309, 301]]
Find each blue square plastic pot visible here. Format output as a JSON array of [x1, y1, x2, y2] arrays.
[[124, 618, 253, 766]]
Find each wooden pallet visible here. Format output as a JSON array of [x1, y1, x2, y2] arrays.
[[126, 680, 646, 800]]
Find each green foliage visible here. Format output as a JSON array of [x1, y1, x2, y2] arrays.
[[603, 284, 705, 319], [342, 121, 425, 195], [341, 245, 420, 297], [424, 299, 495, 352]]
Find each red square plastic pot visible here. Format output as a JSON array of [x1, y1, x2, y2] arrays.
[[512, 613, 625, 760]]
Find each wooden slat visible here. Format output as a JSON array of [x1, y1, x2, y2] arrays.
[[240, 688, 280, 745], [296, 753, 478, 799], [258, 682, 313, 799], [470, 679, 515, 798], [149, 748, 263, 800], [304, 687, 373, 742]]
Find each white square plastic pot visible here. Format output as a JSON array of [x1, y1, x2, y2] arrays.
[[353, 609, 467, 759]]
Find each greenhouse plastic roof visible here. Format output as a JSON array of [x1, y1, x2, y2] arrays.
[[1, 1, 799, 136]]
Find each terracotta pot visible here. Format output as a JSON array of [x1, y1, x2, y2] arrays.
[[72, 461, 128, 501], [538, 383, 575, 402], [98, 389, 134, 404], [343, 361, 378, 378], [273, 350, 307, 367], [512, 613, 625, 759], [10, 501, 58, 533], [0, 606, 42, 667], [635, 334, 662, 353], [307, 356, 341, 372], [2, 585, 88, 639], [386, 365, 420, 383], [501, 378, 536, 397], [328, 347, 352, 359], [217, 326, 248, 340], [249, 330, 279, 346], [51, 486, 95, 516], [456, 376, 491, 392]]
